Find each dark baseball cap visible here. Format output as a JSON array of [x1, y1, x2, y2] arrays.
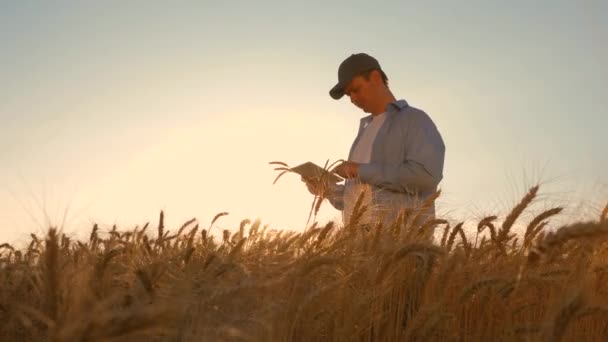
[[329, 53, 382, 100]]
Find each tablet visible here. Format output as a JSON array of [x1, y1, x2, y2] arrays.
[[290, 161, 343, 184]]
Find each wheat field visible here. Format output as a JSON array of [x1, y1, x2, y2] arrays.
[[1, 185, 608, 341]]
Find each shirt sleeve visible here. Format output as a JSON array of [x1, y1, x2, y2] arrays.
[[358, 111, 445, 194]]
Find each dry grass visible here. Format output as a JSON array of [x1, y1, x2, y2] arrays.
[[1, 185, 608, 341]]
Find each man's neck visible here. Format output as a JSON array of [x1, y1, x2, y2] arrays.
[[371, 92, 397, 116]]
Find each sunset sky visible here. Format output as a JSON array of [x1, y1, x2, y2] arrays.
[[1, 1, 607, 244]]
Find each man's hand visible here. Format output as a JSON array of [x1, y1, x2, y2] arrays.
[[301, 176, 326, 196], [332, 161, 360, 179]]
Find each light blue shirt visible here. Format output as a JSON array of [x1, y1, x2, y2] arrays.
[[328, 99, 445, 226]]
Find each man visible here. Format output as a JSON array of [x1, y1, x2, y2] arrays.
[[303, 53, 445, 231]]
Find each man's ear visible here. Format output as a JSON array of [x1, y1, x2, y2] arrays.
[[370, 70, 383, 84]]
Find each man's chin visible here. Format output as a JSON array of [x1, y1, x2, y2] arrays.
[[354, 104, 370, 113]]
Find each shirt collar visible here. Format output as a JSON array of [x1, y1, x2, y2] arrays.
[[360, 99, 409, 124], [387, 99, 409, 111]]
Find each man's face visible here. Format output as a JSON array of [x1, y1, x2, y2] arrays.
[[344, 73, 377, 113]]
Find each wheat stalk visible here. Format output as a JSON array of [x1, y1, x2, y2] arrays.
[[44, 229, 59, 321], [446, 222, 464, 252], [521, 208, 563, 251], [270, 159, 344, 230], [544, 290, 585, 342], [540, 221, 608, 252], [497, 185, 539, 245], [601, 202, 608, 223]]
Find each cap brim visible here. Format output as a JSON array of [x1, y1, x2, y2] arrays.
[[329, 83, 345, 100]]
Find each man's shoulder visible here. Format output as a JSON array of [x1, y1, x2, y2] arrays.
[[391, 104, 443, 137], [393, 104, 432, 124]]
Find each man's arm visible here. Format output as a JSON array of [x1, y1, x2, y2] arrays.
[[358, 111, 445, 194]]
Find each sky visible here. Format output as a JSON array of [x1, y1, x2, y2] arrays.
[[1, 1, 607, 244]]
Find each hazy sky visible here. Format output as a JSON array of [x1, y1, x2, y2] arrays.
[[1, 1, 607, 244]]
